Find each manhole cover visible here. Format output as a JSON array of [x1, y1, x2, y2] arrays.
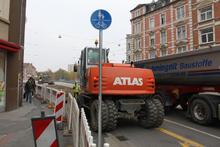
[[116, 136, 128, 141]]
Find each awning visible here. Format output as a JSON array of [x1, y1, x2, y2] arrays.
[[0, 39, 21, 52]]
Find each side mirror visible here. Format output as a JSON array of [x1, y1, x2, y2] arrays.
[[74, 64, 77, 72]]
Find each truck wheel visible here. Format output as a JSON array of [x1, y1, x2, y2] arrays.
[[190, 99, 213, 125], [152, 98, 164, 127], [139, 99, 158, 128], [105, 100, 118, 131], [90, 100, 108, 132], [76, 93, 84, 108]]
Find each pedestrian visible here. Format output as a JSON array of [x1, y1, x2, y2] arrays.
[[72, 82, 80, 97], [25, 78, 34, 103], [29, 77, 36, 96]]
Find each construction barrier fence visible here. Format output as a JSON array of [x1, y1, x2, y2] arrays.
[[35, 84, 110, 147]]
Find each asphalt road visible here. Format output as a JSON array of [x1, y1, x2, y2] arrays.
[[103, 109, 220, 147], [54, 82, 220, 147], [55, 82, 73, 88]]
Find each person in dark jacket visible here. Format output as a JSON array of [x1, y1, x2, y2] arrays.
[[25, 78, 34, 103], [29, 77, 36, 96]]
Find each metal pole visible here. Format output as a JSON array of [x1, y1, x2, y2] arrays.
[[98, 29, 103, 147]]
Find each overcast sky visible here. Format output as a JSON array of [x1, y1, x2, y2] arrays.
[[24, 0, 151, 72]]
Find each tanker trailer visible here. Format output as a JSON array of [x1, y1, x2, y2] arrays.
[[135, 46, 220, 125]]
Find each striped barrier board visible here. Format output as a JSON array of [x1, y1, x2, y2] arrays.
[[54, 91, 65, 123], [31, 114, 59, 147]]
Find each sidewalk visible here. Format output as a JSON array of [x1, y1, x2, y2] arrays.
[[0, 97, 72, 147]]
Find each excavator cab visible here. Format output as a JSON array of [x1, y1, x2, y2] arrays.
[[78, 47, 108, 88]]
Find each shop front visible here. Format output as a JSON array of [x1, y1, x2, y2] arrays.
[[0, 50, 6, 112], [0, 39, 20, 112]]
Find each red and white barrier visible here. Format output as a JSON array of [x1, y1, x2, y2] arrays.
[[32, 115, 59, 147], [54, 91, 65, 123], [35, 84, 111, 147]]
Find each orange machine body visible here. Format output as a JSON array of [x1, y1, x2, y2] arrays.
[[85, 63, 155, 95]]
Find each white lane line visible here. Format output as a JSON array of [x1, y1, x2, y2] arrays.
[[165, 119, 220, 140]]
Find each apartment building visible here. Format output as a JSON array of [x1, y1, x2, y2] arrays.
[[127, 4, 146, 62], [192, 0, 220, 49], [127, 0, 220, 62], [0, 0, 26, 112]]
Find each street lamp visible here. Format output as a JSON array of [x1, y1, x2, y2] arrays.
[[95, 39, 98, 47]]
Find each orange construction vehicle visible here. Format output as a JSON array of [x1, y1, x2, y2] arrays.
[[74, 47, 164, 131]]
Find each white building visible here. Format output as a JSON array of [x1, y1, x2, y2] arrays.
[[68, 64, 74, 72]]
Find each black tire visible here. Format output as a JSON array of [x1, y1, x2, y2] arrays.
[[105, 100, 118, 131], [190, 99, 213, 125], [76, 93, 84, 108], [90, 100, 109, 132], [139, 98, 158, 128], [151, 98, 164, 127]]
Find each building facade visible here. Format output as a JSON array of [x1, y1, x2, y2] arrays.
[[127, 0, 220, 62], [192, 0, 220, 49], [23, 63, 37, 81], [0, 0, 26, 112], [68, 64, 74, 72]]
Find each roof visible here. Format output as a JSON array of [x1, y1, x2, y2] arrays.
[[130, 4, 147, 12], [130, 0, 174, 21]]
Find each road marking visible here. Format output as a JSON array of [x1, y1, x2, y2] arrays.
[[165, 119, 220, 140], [179, 142, 190, 147], [158, 128, 204, 147]]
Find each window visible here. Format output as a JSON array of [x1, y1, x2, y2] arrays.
[[149, 17, 154, 29], [127, 43, 130, 50], [149, 50, 156, 59], [176, 6, 184, 20], [177, 26, 186, 40], [160, 49, 167, 56], [87, 48, 105, 65], [160, 14, 166, 25], [150, 33, 155, 47], [134, 53, 142, 61], [200, 6, 212, 22], [151, 4, 155, 11], [137, 53, 142, 61], [134, 39, 141, 50], [135, 10, 141, 17], [134, 39, 141, 49], [127, 56, 130, 62], [160, 31, 167, 45], [138, 40, 141, 49], [176, 46, 187, 54], [137, 22, 141, 34], [134, 22, 141, 34], [200, 27, 214, 44]]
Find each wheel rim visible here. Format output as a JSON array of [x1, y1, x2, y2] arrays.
[[193, 103, 206, 121]]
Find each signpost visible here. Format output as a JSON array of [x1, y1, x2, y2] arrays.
[[90, 9, 112, 147]]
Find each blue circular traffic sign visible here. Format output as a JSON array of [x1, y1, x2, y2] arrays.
[[90, 9, 112, 30]]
